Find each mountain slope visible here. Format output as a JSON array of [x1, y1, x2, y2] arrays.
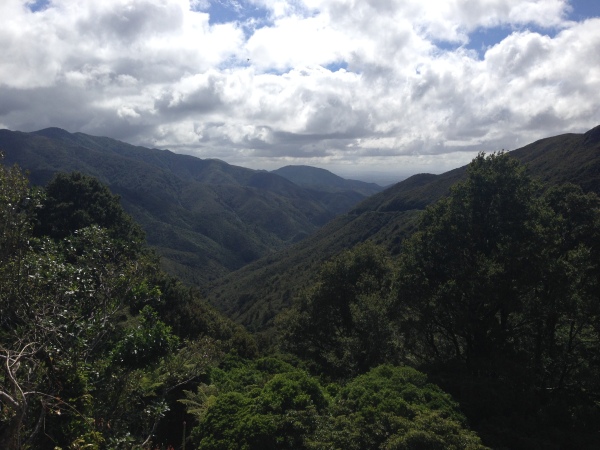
[[271, 165, 384, 216], [206, 125, 600, 331], [272, 165, 383, 195], [0, 128, 377, 285]]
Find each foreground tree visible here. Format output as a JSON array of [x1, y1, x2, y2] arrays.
[[182, 357, 325, 449], [35, 171, 145, 252], [313, 365, 487, 450], [0, 162, 50, 449], [184, 358, 487, 450], [397, 152, 600, 447], [0, 166, 225, 448], [398, 152, 544, 364], [278, 242, 400, 378], [1, 206, 147, 446]]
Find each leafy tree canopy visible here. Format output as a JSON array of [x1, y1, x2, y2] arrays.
[[185, 359, 487, 450], [35, 171, 145, 249], [0, 164, 231, 449], [278, 242, 400, 379], [396, 152, 600, 447]]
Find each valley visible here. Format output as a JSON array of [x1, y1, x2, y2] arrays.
[[1, 124, 599, 449]]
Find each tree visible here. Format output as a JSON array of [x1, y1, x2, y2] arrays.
[[523, 183, 600, 394], [278, 242, 400, 378], [0, 165, 232, 447], [396, 152, 600, 447], [35, 171, 145, 250], [0, 225, 147, 448], [98, 337, 221, 448], [189, 357, 329, 450], [312, 365, 487, 450], [0, 165, 158, 447], [184, 359, 487, 450], [398, 152, 544, 364], [0, 162, 48, 449]]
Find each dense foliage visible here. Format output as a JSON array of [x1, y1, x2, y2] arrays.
[[2, 146, 599, 449], [280, 152, 600, 448], [185, 358, 486, 450], [0, 165, 253, 449], [206, 125, 600, 333], [278, 243, 400, 378], [394, 154, 600, 447], [0, 128, 380, 287]]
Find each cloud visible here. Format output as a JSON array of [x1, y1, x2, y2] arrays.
[[1, 0, 599, 180]]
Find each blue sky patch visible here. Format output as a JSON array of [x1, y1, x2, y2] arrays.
[[325, 61, 349, 73], [27, 0, 50, 13], [207, 0, 270, 26], [465, 24, 559, 56], [435, 22, 561, 59], [567, 0, 600, 21]]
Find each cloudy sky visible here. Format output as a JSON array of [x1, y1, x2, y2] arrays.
[[2, 0, 599, 183]]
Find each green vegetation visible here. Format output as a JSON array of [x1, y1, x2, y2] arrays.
[[205, 126, 600, 332], [0, 164, 252, 448], [184, 358, 486, 450], [2, 125, 600, 448], [394, 154, 600, 447], [277, 151, 600, 448], [36, 171, 145, 246], [0, 128, 379, 287], [0, 158, 489, 448], [272, 165, 383, 196], [278, 242, 400, 378]]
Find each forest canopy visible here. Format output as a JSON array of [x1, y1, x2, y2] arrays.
[[1, 150, 599, 449], [279, 152, 600, 448], [0, 165, 252, 449]]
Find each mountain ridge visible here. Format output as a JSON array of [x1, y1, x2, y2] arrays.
[[0, 127, 380, 285], [272, 165, 383, 196], [205, 126, 600, 330]]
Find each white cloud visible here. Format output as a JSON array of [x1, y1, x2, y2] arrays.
[[1, 0, 598, 181]]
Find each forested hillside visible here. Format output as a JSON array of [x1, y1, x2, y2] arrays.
[[207, 125, 600, 331], [272, 165, 384, 195], [277, 152, 600, 448], [1, 160, 489, 449], [0, 128, 380, 286], [2, 126, 599, 449], [0, 163, 257, 448]]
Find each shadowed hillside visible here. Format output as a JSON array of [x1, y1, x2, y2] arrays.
[[272, 165, 383, 196], [206, 125, 600, 331], [0, 128, 379, 285]]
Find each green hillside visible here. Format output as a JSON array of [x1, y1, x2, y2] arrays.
[[206, 125, 600, 331], [0, 128, 377, 286], [272, 164, 383, 196], [3, 126, 599, 450]]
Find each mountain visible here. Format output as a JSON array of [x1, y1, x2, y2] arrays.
[[272, 165, 383, 196], [0, 128, 379, 286], [205, 125, 600, 331], [271, 165, 384, 219]]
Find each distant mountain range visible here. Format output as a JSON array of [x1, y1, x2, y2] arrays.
[[205, 125, 600, 330], [0, 128, 382, 285]]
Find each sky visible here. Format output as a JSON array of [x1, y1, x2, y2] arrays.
[[1, 1, 600, 184]]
